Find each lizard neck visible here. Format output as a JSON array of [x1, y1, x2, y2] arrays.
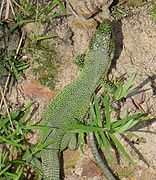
[[75, 52, 111, 95]]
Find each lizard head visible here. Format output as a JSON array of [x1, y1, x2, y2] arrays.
[[89, 19, 115, 61]]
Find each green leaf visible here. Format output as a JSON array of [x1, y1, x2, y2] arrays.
[[4, 172, 18, 178], [8, 58, 19, 80], [19, 103, 32, 123], [115, 119, 139, 133], [54, 0, 66, 13], [113, 85, 122, 100], [34, 35, 50, 42], [0, 152, 8, 170], [16, 62, 28, 71], [99, 132, 112, 164], [101, 94, 111, 130], [24, 125, 49, 130], [69, 123, 107, 133], [0, 135, 23, 147], [29, 157, 43, 175], [116, 72, 137, 100], [4, 19, 33, 37], [14, 165, 23, 180], [10, 108, 21, 119], [93, 94, 102, 127], [112, 113, 142, 130], [109, 134, 134, 164], [124, 87, 138, 97], [94, 131, 103, 148], [0, 164, 12, 176], [44, 13, 60, 22], [31, 139, 57, 155]]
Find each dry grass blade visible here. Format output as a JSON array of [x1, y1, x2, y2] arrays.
[[0, 0, 5, 19], [11, 0, 29, 16], [66, 0, 88, 30], [0, 0, 15, 20], [9, 0, 15, 18], [0, 30, 24, 110], [5, 0, 10, 19], [0, 74, 11, 111], [15, 30, 25, 59], [0, 86, 15, 131]]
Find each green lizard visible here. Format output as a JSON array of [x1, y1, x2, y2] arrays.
[[41, 20, 115, 180]]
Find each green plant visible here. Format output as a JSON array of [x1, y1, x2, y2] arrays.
[[0, 104, 43, 179], [0, 47, 28, 81], [0, 1, 67, 178], [0, 0, 66, 83], [72, 73, 151, 166], [0, 20, 30, 81], [5, 73, 150, 179], [13, 0, 66, 43], [15, 0, 66, 22]]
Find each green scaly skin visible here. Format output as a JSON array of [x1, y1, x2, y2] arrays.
[[41, 20, 115, 180]]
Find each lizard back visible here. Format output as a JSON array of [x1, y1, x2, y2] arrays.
[[41, 20, 115, 180]]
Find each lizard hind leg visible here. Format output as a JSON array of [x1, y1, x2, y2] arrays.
[[68, 133, 79, 150], [60, 133, 78, 151]]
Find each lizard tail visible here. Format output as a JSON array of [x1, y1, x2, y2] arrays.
[[42, 149, 60, 180], [88, 132, 117, 180]]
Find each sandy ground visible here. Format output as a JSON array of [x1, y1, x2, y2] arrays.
[[7, 0, 156, 179], [54, 1, 156, 179]]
